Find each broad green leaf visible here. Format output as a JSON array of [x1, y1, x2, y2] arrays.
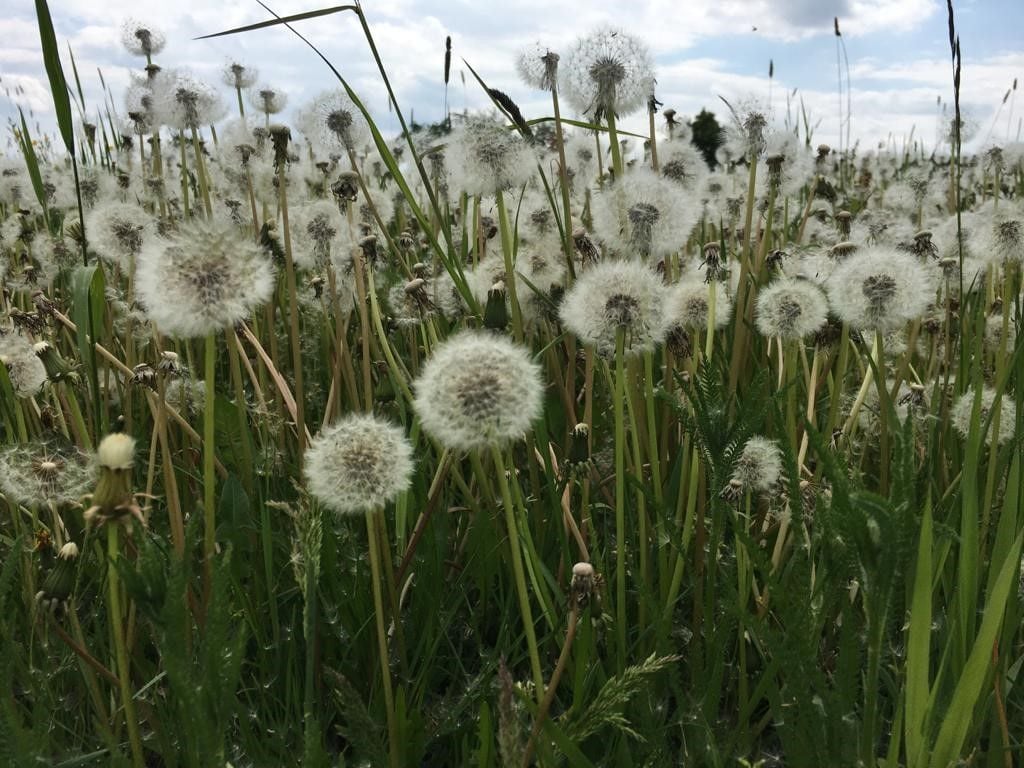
[[16, 108, 46, 210]]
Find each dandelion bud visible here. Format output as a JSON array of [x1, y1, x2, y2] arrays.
[[86, 434, 144, 529], [35, 542, 79, 616], [269, 124, 291, 168], [33, 341, 80, 385], [331, 171, 360, 205], [835, 210, 852, 238], [571, 562, 596, 607], [567, 423, 591, 468], [484, 281, 509, 331]]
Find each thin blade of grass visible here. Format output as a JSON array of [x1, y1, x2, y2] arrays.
[[194, 5, 358, 39], [905, 500, 933, 768], [34, 0, 75, 156]]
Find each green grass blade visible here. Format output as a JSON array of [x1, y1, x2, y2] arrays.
[[194, 4, 358, 39], [71, 264, 107, 434], [16, 107, 47, 210], [929, 530, 1024, 768], [67, 43, 86, 114], [34, 0, 75, 156], [905, 500, 933, 768]]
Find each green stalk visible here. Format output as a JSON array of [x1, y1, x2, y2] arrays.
[[107, 524, 144, 768], [613, 327, 628, 670], [278, 156, 306, 461], [606, 110, 624, 179], [203, 333, 217, 584], [490, 444, 545, 704], [495, 189, 524, 341], [365, 508, 400, 768]]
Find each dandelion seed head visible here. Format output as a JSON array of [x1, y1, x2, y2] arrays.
[[413, 331, 544, 451], [305, 414, 414, 515], [755, 278, 829, 339], [665, 279, 733, 332], [445, 114, 537, 196], [120, 19, 166, 58], [731, 436, 783, 493], [136, 220, 276, 338], [561, 25, 654, 119], [560, 260, 668, 356], [826, 246, 934, 332], [0, 441, 94, 508], [97, 433, 136, 471], [951, 387, 1016, 446]]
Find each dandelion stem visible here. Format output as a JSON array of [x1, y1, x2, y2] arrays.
[[202, 332, 217, 587], [106, 524, 145, 768], [365, 507, 400, 768]]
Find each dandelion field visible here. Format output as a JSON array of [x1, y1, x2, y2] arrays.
[[2, 3, 1024, 766]]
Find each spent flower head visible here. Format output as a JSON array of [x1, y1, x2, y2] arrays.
[[755, 278, 830, 340], [136, 220, 276, 338], [304, 414, 414, 515], [560, 260, 669, 357], [826, 246, 934, 332], [413, 331, 544, 451]]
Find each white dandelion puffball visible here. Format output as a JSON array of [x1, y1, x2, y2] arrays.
[[297, 89, 371, 154], [826, 246, 934, 333], [755, 278, 830, 340], [951, 387, 1016, 447], [560, 260, 669, 357], [665, 279, 733, 331], [120, 18, 166, 58], [445, 114, 537, 197], [413, 331, 544, 451], [136, 221, 276, 338], [589, 167, 697, 261], [731, 436, 784, 493], [305, 414, 414, 515], [560, 25, 654, 119]]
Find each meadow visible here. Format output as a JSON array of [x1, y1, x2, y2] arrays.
[[1, 2, 1024, 766]]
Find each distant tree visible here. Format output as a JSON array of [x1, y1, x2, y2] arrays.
[[690, 109, 724, 169]]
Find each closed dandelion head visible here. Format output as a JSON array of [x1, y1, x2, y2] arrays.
[[755, 278, 829, 340], [561, 25, 654, 120], [446, 114, 537, 196], [222, 60, 258, 90], [120, 18, 166, 58], [590, 167, 697, 261], [827, 246, 934, 332], [304, 414, 414, 515], [730, 436, 783, 494], [413, 331, 544, 451], [951, 387, 1016, 447], [136, 220, 276, 338], [560, 260, 669, 357], [86, 434, 144, 529]]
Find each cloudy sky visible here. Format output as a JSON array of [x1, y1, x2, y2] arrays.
[[2, 0, 1022, 156]]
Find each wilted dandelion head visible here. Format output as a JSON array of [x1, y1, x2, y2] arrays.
[[561, 25, 654, 119], [446, 114, 537, 196], [517, 42, 560, 91], [951, 387, 1016, 446], [136, 220, 276, 338], [413, 331, 544, 451], [755, 278, 829, 340], [730, 436, 783, 494], [120, 19, 166, 58], [560, 260, 668, 357], [826, 246, 934, 332], [304, 414, 414, 515], [222, 60, 258, 90]]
